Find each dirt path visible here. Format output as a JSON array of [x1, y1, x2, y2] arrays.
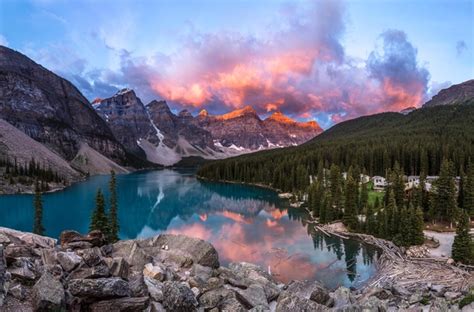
[[423, 230, 455, 258]]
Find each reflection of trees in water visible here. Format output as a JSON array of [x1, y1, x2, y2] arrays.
[[343, 239, 361, 282]]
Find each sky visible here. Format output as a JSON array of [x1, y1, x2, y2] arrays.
[[0, 0, 473, 128]]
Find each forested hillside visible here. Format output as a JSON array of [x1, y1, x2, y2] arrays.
[[197, 102, 474, 192]]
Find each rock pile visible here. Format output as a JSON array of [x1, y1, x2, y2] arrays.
[[0, 227, 472, 311]]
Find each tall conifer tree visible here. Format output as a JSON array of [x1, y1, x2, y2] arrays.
[[108, 171, 119, 243], [33, 182, 45, 235]]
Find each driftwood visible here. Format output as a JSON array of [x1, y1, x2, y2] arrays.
[[312, 222, 473, 292]]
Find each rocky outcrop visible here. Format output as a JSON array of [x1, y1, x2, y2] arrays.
[[0, 46, 132, 169], [423, 79, 474, 107], [1, 227, 470, 311]]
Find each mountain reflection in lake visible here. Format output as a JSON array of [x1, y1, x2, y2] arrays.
[[0, 169, 379, 289]]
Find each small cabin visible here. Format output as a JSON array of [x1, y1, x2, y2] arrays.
[[371, 176, 387, 190]]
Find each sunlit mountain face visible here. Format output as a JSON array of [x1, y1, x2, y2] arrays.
[[0, 169, 378, 289], [2, 0, 471, 129]]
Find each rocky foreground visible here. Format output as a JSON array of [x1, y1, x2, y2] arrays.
[[0, 227, 472, 312]]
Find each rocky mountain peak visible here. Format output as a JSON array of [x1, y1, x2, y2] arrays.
[[198, 109, 209, 117], [266, 111, 296, 124], [423, 79, 474, 107], [178, 109, 193, 119], [300, 120, 323, 131], [217, 105, 259, 120]]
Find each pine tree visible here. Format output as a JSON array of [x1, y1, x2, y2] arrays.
[[90, 189, 109, 235], [343, 170, 358, 230], [385, 190, 397, 239], [365, 202, 376, 235], [452, 211, 473, 264], [360, 182, 369, 213], [32, 182, 45, 235], [431, 159, 458, 226], [464, 162, 474, 221], [410, 206, 425, 245], [108, 171, 120, 243]]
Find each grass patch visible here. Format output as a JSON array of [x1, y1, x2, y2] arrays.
[[366, 181, 384, 206], [459, 293, 474, 308]]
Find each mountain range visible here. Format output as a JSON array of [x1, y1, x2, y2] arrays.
[[92, 88, 322, 166], [0, 45, 322, 187]]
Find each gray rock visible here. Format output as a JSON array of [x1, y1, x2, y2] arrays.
[[391, 284, 411, 297], [78, 247, 103, 267], [8, 283, 26, 300], [444, 291, 461, 301], [360, 296, 387, 312], [112, 241, 151, 271], [128, 272, 149, 297], [0, 245, 9, 306], [8, 258, 36, 282], [0, 234, 11, 245], [462, 303, 474, 312], [106, 257, 129, 279], [143, 263, 165, 281], [57, 251, 82, 272], [144, 276, 164, 302], [332, 287, 355, 308], [39, 248, 57, 266], [310, 283, 331, 305], [228, 262, 280, 301], [334, 305, 363, 312], [279, 280, 330, 305], [68, 263, 110, 279], [4, 245, 38, 260], [149, 301, 166, 312], [151, 234, 219, 268], [430, 284, 446, 297], [220, 297, 247, 312], [32, 272, 65, 311], [199, 287, 235, 310], [409, 292, 423, 304], [429, 297, 449, 311], [68, 277, 130, 298], [162, 281, 198, 312], [233, 284, 269, 309], [276, 292, 328, 312], [249, 305, 271, 312], [89, 296, 149, 312], [0, 227, 56, 248]]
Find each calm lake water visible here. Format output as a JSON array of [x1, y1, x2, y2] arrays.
[[0, 169, 379, 289]]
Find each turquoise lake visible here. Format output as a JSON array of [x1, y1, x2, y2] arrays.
[[0, 169, 378, 289]]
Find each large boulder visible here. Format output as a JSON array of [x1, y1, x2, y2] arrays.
[[162, 281, 198, 312], [0, 227, 56, 248], [232, 284, 269, 309], [111, 240, 151, 271], [57, 251, 82, 272], [0, 245, 10, 306], [280, 280, 330, 306], [8, 258, 36, 282], [150, 234, 220, 268], [89, 297, 149, 312], [198, 286, 236, 310], [68, 277, 130, 298], [276, 292, 328, 312], [32, 271, 65, 311], [59, 230, 106, 249], [105, 257, 129, 279], [227, 262, 280, 301]]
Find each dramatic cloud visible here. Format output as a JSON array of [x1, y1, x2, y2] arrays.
[[456, 40, 467, 56], [29, 0, 431, 127]]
